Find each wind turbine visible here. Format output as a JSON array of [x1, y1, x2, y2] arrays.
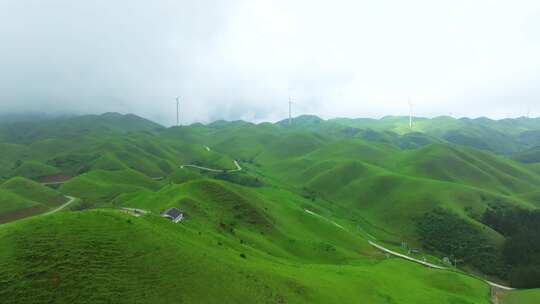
[[175, 97, 180, 126], [288, 95, 293, 125], [408, 98, 413, 129]]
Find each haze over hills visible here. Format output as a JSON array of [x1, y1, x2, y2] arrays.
[[1, 112, 540, 303], [3, 0, 540, 302]]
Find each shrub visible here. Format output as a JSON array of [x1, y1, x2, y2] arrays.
[[416, 208, 505, 276], [482, 207, 540, 288]]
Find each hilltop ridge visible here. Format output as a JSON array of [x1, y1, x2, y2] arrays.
[[1, 113, 540, 303]]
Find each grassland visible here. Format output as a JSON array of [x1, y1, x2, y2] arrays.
[[501, 289, 540, 304], [0, 210, 490, 304], [2, 113, 540, 302], [60, 169, 161, 206], [331, 116, 540, 155], [0, 177, 67, 223]]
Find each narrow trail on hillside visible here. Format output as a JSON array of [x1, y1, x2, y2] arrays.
[[44, 196, 77, 215], [368, 240, 515, 294], [302, 208, 515, 296], [368, 240, 447, 270], [120, 208, 150, 217], [180, 148, 243, 173], [304, 209, 346, 230], [182, 160, 242, 173], [41, 181, 68, 185]]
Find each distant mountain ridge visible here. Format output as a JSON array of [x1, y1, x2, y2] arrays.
[[3, 111, 540, 156], [0, 112, 163, 144], [1, 111, 540, 302]]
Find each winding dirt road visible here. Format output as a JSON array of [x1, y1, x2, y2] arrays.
[[368, 240, 514, 291], [302, 209, 515, 295], [44, 195, 77, 215], [181, 160, 242, 173]]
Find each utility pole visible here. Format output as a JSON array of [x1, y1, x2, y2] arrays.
[[176, 97, 180, 126]]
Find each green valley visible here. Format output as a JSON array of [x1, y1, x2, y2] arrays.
[[1, 113, 540, 303]]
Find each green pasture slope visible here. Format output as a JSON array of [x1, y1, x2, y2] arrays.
[[0, 177, 67, 223], [501, 289, 540, 304], [0, 209, 489, 304], [2, 113, 540, 302], [59, 169, 161, 206], [330, 116, 540, 155], [251, 135, 538, 246], [1, 177, 66, 204]]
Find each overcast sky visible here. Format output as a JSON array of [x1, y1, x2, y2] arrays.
[[1, 0, 540, 125]]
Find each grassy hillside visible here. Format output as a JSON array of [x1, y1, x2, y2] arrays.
[[0, 177, 66, 223], [512, 146, 540, 163], [0, 127, 235, 180], [255, 132, 327, 163], [258, 140, 537, 245], [114, 178, 372, 263], [394, 144, 540, 195], [0, 143, 30, 177], [529, 162, 540, 174], [10, 160, 61, 180], [0, 112, 163, 144], [331, 116, 540, 155], [0, 209, 490, 304], [3, 113, 540, 301], [1, 177, 66, 206], [501, 289, 540, 304], [60, 169, 160, 206], [0, 189, 41, 223]]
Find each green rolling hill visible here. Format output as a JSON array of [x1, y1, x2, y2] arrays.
[[512, 146, 540, 163], [2, 113, 540, 303], [0, 177, 67, 223], [10, 160, 61, 180], [0, 200, 490, 303], [331, 116, 540, 156], [0, 112, 163, 144], [501, 289, 540, 304], [59, 169, 161, 207]]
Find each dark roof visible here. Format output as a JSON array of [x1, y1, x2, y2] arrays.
[[160, 208, 183, 219]]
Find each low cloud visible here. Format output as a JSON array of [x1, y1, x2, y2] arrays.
[[1, 0, 540, 125]]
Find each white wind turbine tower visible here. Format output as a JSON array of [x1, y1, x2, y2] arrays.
[[175, 96, 180, 126], [288, 95, 293, 125], [408, 98, 413, 129]]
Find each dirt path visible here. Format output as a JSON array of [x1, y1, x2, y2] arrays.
[[368, 240, 515, 298], [40, 181, 68, 185], [490, 287, 506, 304], [180, 164, 226, 172], [230, 160, 242, 172], [181, 145, 242, 173], [304, 209, 345, 230], [44, 196, 77, 215], [121, 208, 150, 217], [368, 240, 446, 269], [181, 160, 242, 173]]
